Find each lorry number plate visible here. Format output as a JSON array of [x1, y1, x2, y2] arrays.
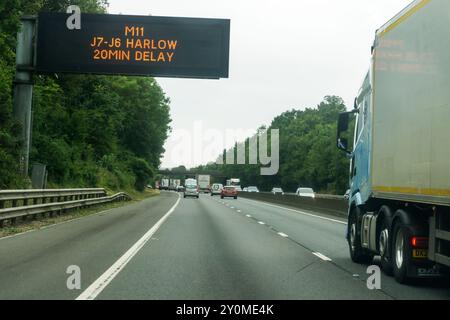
[[413, 249, 428, 258]]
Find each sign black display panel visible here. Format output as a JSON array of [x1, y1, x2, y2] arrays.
[[36, 13, 230, 79]]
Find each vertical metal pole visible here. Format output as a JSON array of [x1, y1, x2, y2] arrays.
[[13, 17, 36, 176]]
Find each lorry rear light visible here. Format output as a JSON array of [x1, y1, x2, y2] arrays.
[[411, 237, 428, 249]]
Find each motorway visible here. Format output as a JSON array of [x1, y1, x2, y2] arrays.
[[0, 191, 449, 300]]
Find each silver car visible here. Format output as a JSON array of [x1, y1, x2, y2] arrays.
[[271, 187, 284, 195], [184, 184, 199, 199]]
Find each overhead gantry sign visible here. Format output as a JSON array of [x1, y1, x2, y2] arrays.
[[14, 12, 230, 175], [36, 13, 230, 79]]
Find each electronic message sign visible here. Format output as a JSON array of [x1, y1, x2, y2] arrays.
[[36, 13, 230, 79]]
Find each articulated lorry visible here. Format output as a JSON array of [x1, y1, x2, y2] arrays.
[[337, 0, 450, 284], [168, 179, 181, 191], [160, 178, 170, 190], [196, 174, 211, 193]]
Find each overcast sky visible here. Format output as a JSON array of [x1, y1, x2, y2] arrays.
[[107, 0, 412, 169]]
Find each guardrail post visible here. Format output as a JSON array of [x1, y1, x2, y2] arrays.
[[0, 200, 4, 209]]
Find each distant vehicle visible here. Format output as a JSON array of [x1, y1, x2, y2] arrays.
[[176, 185, 185, 192], [336, 1, 450, 283], [184, 181, 199, 199], [234, 186, 242, 192], [160, 178, 170, 190], [344, 189, 350, 200], [243, 187, 248, 192], [185, 178, 197, 187], [226, 178, 241, 191], [197, 174, 211, 193], [247, 186, 259, 193], [271, 187, 284, 195], [168, 179, 174, 191], [221, 186, 238, 199], [210, 183, 223, 196], [296, 187, 315, 198], [171, 179, 181, 190]]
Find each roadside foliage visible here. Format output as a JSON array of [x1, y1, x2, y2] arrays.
[[199, 96, 350, 195], [0, 0, 171, 191]]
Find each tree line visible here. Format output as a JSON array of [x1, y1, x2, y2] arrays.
[[197, 96, 350, 195], [0, 0, 172, 191]]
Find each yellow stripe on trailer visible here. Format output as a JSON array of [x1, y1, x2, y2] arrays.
[[379, 0, 431, 38], [373, 186, 450, 198]]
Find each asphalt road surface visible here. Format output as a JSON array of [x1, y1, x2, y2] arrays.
[[0, 192, 449, 300]]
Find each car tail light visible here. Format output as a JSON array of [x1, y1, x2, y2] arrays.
[[411, 237, 428, 249]]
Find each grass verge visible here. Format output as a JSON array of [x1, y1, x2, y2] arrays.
[[0, 188, 160, 239]]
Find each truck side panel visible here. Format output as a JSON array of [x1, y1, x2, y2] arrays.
[[371, 0, 450, 205]]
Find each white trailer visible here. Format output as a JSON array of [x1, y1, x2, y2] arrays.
[[337, 0, 450, 283], [160, 178, 170, 190], [197, 175, 211, 193]]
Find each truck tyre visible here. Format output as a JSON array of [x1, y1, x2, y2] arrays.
[[234, 196, 237, 200], [379, 218, 394, 276], [348, 207, 374, 264], [392, 221, 413, 284], [221, 195, 224, 199]]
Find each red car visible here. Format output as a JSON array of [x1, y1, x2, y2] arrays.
[[221, 186, 238, 199]]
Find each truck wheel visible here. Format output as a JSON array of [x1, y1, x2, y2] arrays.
[[221, 196, 224, 199], [379, 218, 394, 276], [234, 196, 237, 200], [348, 207, 374, 264], [392, 221, 413, 284]]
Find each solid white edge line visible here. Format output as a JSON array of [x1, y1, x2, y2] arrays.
[[278, 232, 289, 238], [313, 252, 332, 261], [258, 221, 266, 225], [240, 198, 347, 225], [76, 194, 181, 300]]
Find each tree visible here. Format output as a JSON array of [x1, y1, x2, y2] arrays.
[[0, 1, 172, 191], [199, 96, 350, 194]]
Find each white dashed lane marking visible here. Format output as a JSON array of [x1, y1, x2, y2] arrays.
[[312, 252, 332, 261]]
